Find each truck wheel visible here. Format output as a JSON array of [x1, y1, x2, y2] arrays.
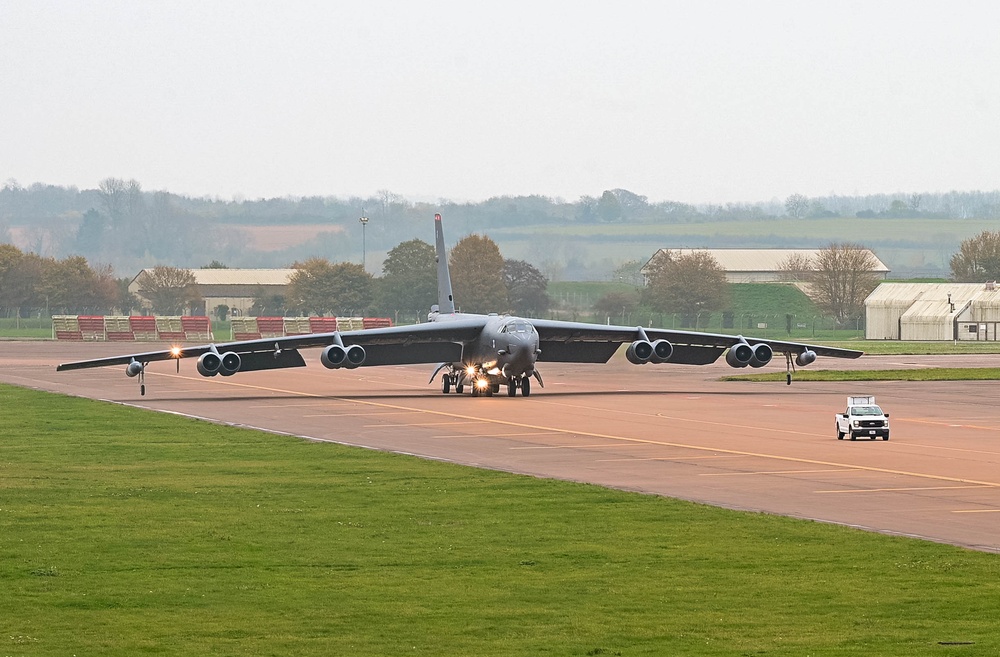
[[836, 426, 844, 440], [883, 436, 890, 441], [850, 434, 856, 441]]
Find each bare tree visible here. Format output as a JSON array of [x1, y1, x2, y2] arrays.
[[776, 253, 814, 282], [785, 194, 809, 219], [135, 266, 201, 315], [950, 230, 1000, 282], [810, 243, 881, 326], [98, 177, 127, 227]]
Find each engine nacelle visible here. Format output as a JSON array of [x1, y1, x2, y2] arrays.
[[795, 349, 817, 367], [197, 352, 222, 376], [219, 351, 241, 376], [725, 341, 754, 368], [321, 344, 367, 369], [321, 344, 348, 369], [626, 340, 654, 364], [649, 339, 673, 364], [344, 344, 366, 369], [749, 343, 773, 368], [125, 361, 144, 378]]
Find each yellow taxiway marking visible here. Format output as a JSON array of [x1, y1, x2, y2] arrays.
[[512, 443, 647, 450], [304, 411, 413, 417], [952, 509, 1000, 514], [817, 485, 993, 494], [364, 421, 487, 428], [436, 432, 557, 439], [150, 372, 1000, 491], [597, 455, 747, 463], [702, 468, 864, 477]]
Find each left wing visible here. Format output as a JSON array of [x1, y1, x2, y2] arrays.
[[528, 318, 862, 365]]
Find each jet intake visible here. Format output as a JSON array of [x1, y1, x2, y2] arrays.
[[321, 344, 366, 369], [725, 341, 754, 368], [649, 339, 673, 364], [795, 349, 817, 367], [626, 340, 654, 365], [749, 343, 772, 368], [219, 351, 241, 376], [125, 361, 144, 377], [197, 351, 223, 377]]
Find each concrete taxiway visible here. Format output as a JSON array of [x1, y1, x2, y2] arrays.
[[3, 340, 1000, 552]]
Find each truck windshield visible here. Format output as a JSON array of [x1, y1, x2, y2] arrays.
[[851, 406, 883, 416]]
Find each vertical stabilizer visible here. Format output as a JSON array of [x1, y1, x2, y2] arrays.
[[434, 213, 456, 314]]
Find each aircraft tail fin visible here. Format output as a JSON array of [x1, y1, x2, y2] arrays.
[[434, 213, 457, 314]]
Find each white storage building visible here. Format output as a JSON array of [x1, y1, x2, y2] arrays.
[[865, 282, 1000, 341]]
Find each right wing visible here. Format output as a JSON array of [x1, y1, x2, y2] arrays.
[[56, 317, 489, 373]]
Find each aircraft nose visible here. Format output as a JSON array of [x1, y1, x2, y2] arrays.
[[503, 333, 538, 376]]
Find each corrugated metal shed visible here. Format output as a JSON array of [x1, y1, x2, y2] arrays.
[[642, 249, 890, 283], [865, 282, 1000, 340]]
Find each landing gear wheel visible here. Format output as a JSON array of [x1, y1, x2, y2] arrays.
[[484, 384, 494, 397], [492, 383, 500, 394], [521, 377, 531, 397], [471, 384, 480, 397], [507, 381, 517, 397], [455, 384, 464, 394], [442, 375, 451, 394]]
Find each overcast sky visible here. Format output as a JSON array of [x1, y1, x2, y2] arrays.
[[2, 1, 998, 205]]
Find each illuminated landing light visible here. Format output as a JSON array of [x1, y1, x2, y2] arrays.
[[170, 346, 182, 358], [466, 366, 477, 376], [476, 378, 489, 389]]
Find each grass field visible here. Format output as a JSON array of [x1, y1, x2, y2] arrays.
[[2, 383, 999, 656]]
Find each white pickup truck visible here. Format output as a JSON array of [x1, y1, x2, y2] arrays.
[[836, 396, 890, 441]]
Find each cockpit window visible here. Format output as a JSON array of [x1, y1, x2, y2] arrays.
[[505, 321, 534, 333]]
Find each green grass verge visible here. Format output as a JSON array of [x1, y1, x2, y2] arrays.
[[3, 384, 1000, 655], [832, 340, 1000, 355], [724, 367, 1000, 382]]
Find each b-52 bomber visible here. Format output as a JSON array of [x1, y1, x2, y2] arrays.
[[57, 213, 863, 396]]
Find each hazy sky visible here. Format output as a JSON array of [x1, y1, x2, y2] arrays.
[[2, 1, 998, 205]]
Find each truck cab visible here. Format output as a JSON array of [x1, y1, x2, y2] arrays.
[[836, 395, 889, 441]]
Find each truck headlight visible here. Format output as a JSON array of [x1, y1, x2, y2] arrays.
[[852, 420, 860, 428]]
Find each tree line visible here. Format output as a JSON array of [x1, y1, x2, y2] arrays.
[[6, 226, 1000, 326], [3, 178, 1000, 277]]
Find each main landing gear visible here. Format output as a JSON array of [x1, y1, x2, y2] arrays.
[[440, 372, 530, 397]]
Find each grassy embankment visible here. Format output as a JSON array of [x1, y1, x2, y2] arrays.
[[2, 383, 999, 656]]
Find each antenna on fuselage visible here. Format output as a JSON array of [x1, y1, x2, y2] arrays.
[[434, 213, 456, 314]]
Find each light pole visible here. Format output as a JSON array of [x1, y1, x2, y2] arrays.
[[359, 209, 369, 271]]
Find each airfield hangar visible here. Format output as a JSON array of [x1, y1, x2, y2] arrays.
[[865, 281, 1000, 341], [129, 268, 296, 317], [640, 248, 890, 284]]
